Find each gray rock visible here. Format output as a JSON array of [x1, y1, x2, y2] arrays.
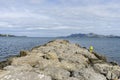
[[93, 63, 112, 74], [73, 67, 107, 80], [43, 67, 70, 80], [94, 63, 120, 79]]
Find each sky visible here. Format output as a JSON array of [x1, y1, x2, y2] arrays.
[[0, 0, 120, 37]]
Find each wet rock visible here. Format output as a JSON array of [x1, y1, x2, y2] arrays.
[[92, 52, 107, 62], [20, 50, 29, 57], [89, 58, 105, 65], [0, 60, 11, 69]]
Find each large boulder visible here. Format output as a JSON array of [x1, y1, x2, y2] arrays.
[[94, 63, 113, 74], [11, 52, 44, 66], [73, 67, 107, 80], [94, 63, 120, 79]]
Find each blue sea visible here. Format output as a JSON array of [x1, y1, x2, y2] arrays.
[[0, 37, 120, 64]]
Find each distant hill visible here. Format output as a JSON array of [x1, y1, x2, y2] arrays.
[[63, 33, 120, 38], [0, 34, 26, 37]]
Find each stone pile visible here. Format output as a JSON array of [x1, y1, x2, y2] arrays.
[[0, 39, 120, 80]]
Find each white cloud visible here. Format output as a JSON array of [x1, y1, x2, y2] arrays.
[[30, 0, 45, 4], [85, 4, 120, 18], [25, 26, 86, 30], [0, 22, 15, 28], [0, 11, 50, 19], [0, 0, 120, 36]]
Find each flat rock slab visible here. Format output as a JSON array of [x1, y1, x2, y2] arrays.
[[0, 71, 52, 80]]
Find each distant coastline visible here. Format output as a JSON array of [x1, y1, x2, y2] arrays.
[[61, 33, 120, 38], [0, 34, 27, 37]]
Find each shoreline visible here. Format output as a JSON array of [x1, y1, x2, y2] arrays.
[[0, 39, 120, 80]]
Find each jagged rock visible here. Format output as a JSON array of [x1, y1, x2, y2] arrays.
[[111, 66, 120, 79], [73, 67, 107, 80], [93, 63, 120, 79], [93, 63, 113, 74]]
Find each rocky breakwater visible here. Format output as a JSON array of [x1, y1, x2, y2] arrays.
[[0, 39, 120, 80]]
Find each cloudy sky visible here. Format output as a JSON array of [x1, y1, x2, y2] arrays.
[[0, 0, 120, 37]]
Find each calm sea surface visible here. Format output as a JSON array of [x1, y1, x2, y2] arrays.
[[0, 37, 120, 64]]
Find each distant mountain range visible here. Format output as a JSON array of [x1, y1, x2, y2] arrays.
[[0, 34, 26, 37], [62, 33, 120, 38]]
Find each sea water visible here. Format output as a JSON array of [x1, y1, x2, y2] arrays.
[[0, 37, 54, 61], [0, 37, 120, 64]]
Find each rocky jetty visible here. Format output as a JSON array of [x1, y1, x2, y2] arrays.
[[0, 39, 120, 80]]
